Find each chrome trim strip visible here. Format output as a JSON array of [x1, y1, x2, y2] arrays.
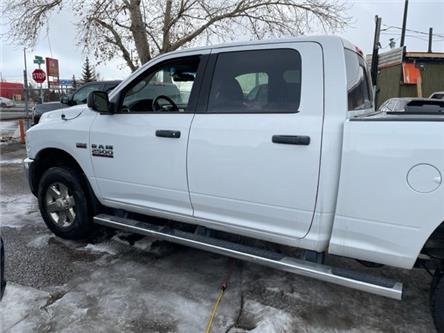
[[94, 214, 403, 300]]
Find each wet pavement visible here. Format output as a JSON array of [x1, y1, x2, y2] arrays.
[[0, 120, 437, 332]]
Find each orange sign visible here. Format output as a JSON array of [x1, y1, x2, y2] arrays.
[[402, 63, 421, 84]]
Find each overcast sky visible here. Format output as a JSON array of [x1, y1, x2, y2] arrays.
[[1, 0, 443, 83]]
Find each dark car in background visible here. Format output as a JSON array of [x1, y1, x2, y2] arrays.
[[378, 97, 444, 112], [430, 91, 444, 100], [33, 80, 121, 124]]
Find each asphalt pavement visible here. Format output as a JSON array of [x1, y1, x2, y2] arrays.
[[0, 121, 438, 333]]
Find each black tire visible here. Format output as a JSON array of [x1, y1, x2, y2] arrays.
[[432, 274, 444, 332], [38, 166, 92, 240]]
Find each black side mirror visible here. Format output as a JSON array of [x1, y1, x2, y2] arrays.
[[87, 91, 112, 114]]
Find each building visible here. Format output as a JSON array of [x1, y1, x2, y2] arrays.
[[0, 82, 24, 101], [367, 47, 444, 108]]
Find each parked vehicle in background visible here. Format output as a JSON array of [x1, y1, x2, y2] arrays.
[[24, 36, 444, 331], [378, 97, 444, 112], [32, 80, 121, 124], [430, 92, 444, 100], [0, 96, 16, 108]]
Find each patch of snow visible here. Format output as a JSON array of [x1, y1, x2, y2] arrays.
[[0, 194, 41, 229], [83, 243, 118, 255], [0, 283, 50, 332], [231, 300, 294, 333], [0, 121, 18, 132], [133, 237, 155, 251], [0, 158, 23, 165], [27, 234, 53, 249]]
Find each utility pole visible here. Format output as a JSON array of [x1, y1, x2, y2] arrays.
[[23, 48, 30, 129], [428, 27, 433, 53], [370, 15, 382, 107], [400, 0, 409, 47]]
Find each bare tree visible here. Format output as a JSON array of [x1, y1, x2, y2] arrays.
[[2, 0, 349, 71]]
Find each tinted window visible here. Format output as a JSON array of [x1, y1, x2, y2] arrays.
[[208, 49, 301, 113], [345, 49, 373, 111], [104, 83, 119, 93], [431, 93, 444, 100], [122, 57, 199, 112], [73, 84, 101, 105]]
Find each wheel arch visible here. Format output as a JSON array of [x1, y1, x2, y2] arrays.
[[31, 147, 101, 214], [420, 219, 444, 261]]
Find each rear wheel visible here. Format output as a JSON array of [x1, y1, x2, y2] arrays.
[[38, 166, 92, 240], [432, 273, 444, 332]]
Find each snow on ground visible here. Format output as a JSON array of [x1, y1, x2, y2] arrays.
[[83, 242, 120, 256], [0, 283, 50, 332], [0, 120, 19, 141], [0, 121, 18, 133], [0, 193, 41, 229], [0, 158, 23, 165], [229, 300, 294, 333], [26, 234, 54, 249]]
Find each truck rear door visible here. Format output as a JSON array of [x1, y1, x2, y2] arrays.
[[187, 42, 324, 240]]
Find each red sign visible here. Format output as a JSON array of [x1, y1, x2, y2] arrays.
[[32, 69, 46, 83], [45, 57, 59, 77]]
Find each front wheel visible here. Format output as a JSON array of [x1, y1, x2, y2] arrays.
[[432, 273, 444, 332], [38, 166, 92, 240]]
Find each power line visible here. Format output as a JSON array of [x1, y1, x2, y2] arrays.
[[381, 32, 444, 42], [381, 23, 444, 38]]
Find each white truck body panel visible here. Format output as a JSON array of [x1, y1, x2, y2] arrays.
[[90, 113, 195, 215], [25, 36, 444, 270], [188, 42, 323, 240], [330, 118, 444, 268]]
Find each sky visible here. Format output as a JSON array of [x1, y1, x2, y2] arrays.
[[1, 0, 443, 83]]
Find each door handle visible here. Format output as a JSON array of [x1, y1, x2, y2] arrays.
[[156, 130, 181, 138], [272, 135, 310, 146]]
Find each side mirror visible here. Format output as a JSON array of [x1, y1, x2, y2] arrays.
[[60, 95, 71, 105], [87, 91, 112, 113]]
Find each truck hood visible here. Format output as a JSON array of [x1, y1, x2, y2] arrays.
[[34, 101, 67, 114], [39, 105, 91, 123]]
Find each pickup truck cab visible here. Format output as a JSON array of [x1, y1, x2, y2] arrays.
[[24, 36, 444, 330]]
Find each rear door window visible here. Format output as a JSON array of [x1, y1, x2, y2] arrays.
[[207, 49, 301, 113], [345, 49, 373, 111]]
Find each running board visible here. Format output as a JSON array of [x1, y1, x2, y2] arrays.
[[94, 214, 403, 300]]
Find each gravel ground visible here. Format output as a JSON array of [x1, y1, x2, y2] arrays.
[[0, 121, 437, 333]]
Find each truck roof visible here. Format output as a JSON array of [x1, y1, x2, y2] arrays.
[[167, 35, 355, 55]]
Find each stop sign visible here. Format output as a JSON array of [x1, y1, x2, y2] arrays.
[[32, 69, 46, 83]]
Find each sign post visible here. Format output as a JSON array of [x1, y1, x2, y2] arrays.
[[33, 56, 45, 103], [23, 48, 30, 129]]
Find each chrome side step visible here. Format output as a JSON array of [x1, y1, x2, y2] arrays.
[[94, 214, 403, 300]]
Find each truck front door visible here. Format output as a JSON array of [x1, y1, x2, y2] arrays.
[[90, 55, 206, 216], [187, 43, 324, 240]]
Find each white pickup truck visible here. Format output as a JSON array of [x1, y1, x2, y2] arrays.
[[24, 36, 444, 330]]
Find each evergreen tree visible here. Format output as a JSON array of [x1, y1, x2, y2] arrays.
[[81, 57, 96, 83]]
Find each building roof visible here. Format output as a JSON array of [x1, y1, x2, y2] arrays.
[[366, 47, 444, 68]]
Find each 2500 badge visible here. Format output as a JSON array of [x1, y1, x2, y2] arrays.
[[92, 144, 114, 158]]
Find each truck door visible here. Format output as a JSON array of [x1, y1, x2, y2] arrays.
[[187, 43, 324, 239], [90, 55, 206, 216]]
